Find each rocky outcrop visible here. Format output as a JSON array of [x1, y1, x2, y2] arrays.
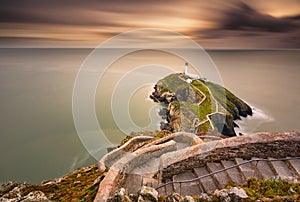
[[214, 187, 248, 202], [0, 182, 50, 202], [150, 73, 253, 136], [107, 186, 249, 202], [138, 186, 158, 202], [0, 164, 101, 202]]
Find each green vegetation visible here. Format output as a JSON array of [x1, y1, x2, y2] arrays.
[[157, 73, 187, 93], [154, 73, 252, 135], [197, 120, 211, 132], [157, 178, 300, 201], [22, 165, 102, 202], [191, 80, 215, 121], [155, 130, 172, 138], [242, 178, 300, 201], [169, 101, 180, 111]]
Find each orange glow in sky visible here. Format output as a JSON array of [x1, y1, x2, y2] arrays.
[[0, 0, 299, 49]]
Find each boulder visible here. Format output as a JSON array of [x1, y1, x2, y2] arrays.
[[198, 193, 211, 201], [108, 188, 132, 202], [21, 191, 49, 202], [214, 187, 248, 202], [228, 187, 248, 201], [179, 195, 195, 202], [0, 181, 19, 197], [138, 186, 158, 202], [165, 193, 182, 202], [214, 189, 230, 202]]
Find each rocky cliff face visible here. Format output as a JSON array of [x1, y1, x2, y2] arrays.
[[150, 73, 252, 136]]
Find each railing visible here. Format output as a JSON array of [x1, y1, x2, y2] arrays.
[[156, 156, 300, 192]]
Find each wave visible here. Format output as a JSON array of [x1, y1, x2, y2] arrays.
[[235, 106, 275, 135]]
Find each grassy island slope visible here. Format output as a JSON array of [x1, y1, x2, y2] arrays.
[[150, 73, 252, 136]]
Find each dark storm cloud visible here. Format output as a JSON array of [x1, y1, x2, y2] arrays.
[[221, 2, 299, 32], [186, 1, 300, 49]]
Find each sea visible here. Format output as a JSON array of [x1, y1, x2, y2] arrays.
[[0, 48, 299, 184]]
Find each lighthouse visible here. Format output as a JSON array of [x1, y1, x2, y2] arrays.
[[183, 62, 200, 80]]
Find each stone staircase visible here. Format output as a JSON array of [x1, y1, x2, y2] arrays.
[[155, 157, 300, 196], [94, 132, 300, 202]]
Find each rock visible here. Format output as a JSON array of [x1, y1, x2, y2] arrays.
[[228, 187, 248, 201], [198, 193, 211, 201], [210, 114, 236, 137], [179, 195, 195, 202], [214, 189, 230, 202], [271, 176, 298, 183], [0, 182, 19, 197], [41, 180, 55, 185], [93, 174, 105, 186], [1, 185, 23, 200], [214, 187, 248, 202], [108, 188, 132, 202], [21, 191, 49, 202], [165, 193, 182, 202], [55, 177, 64, 183], [138, 186, 158, 202], [0, 183, 49, 202]]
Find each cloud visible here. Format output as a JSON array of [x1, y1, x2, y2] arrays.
[[0, 1, 122, 27], [0, 0, 182, 26], [0, 0, 299, 48], [221, 2, 299, 32], [187, 1, 300, 49]]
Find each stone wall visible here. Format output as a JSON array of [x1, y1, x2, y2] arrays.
[[160, 132, 300, 179]]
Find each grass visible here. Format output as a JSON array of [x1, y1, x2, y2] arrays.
[[21, 164, 102, 202], [157, 73, 188, 94], [158, 178, 300, 201], [191, 80, 214, 121], [242, 178, 300, 201], [205, 81, 242, 118], [197, 120, 211, 132], [156, 73, 248, 134]]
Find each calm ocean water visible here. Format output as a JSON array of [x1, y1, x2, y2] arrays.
[[0, 49, 299, 184]]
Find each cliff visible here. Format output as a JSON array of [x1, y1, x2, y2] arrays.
[[150, 73, 252, 136]]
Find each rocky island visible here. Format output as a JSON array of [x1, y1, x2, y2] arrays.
[[150, 73, 252, 136]]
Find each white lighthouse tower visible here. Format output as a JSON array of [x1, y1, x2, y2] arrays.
[[183, 62, 200, 80]]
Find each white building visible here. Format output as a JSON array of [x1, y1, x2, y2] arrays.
[[184, 62, 200, 80], [184, 63, 208, 82]]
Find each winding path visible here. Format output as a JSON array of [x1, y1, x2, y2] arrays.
[[180, 74, 226, 131]]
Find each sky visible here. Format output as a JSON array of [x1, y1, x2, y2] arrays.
[[0, 0, 299, 49]]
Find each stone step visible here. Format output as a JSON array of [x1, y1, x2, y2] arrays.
[[287, 158, 300, 178], [206, 162, 230, 189], [235, 158, 261, 180], [157, 179, 174, 196], [269, 158, 295, 178], [194, 167, 218, 193], [131, 157, 160, 175], [165, 179, 174, 196], [123, 174, 142, 194], [252, 158, 275, 180], [221, 160, 245, 185], [157, 187, 164, 197], [142, 177, 158, 188], [172, 170, 201, 196]]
